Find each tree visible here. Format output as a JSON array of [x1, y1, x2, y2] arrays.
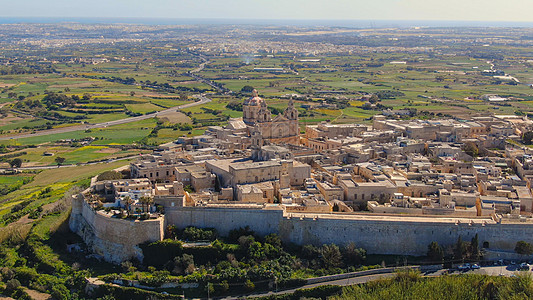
[[470, 234, 480, 260], [182, 227, 218, 241], [264, 233, 282, 249], [454, 237, 467, 261], [123, 196, 133, 216], [9, 158, 22, 168], [184, 185, 194, 193], [247, 241, 266, 260], [302, 244, 320, 260], [369, 94, 379, 103], [342, 242, 366, 266], [427, 241, 444, 263], [515, 241, 533, 255], [523, 131, 533, 145], [139, 195, 153, 213], [166, 224, 178, 239], [146, 196, 154, 213], [321, 244, 343, 268], [463, 143, 479, 158], [240, 85, 254, 93], [238, 235, 256, 249], [174, 254, 195, 275], [55, 156, 65, 166]]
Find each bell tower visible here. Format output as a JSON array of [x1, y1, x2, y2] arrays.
[[257, 100, 271, 123], [284, 99, 298, 120], [251, 126, 263, 161], [283, 99, 299, 140]]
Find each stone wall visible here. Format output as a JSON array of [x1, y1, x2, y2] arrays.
[[70, 195, 164, 263], [165, 207, 533, 256], [72, 193, 533, 262], [164, 206, 284, 237]]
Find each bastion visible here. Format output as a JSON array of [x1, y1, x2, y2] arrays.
[[69, 193, 164, 263], [71, 187, 533, 264]]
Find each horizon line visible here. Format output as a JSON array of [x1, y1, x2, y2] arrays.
[[0, 16, 532, 27]]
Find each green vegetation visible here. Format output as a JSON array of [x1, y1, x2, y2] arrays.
[[261, 271, 533, 300], [92, 226, 372, 297], [0, 161, 150, 299], [515, 241, 533, 255]]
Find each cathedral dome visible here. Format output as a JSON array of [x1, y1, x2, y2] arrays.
[[243, 89, 264, 106]]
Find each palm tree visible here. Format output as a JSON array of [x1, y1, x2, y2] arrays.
[[139, 196, 149, 213], [139, 195, 154, 213], [146, 196, 154, 213], [123, 196, 132, 216]]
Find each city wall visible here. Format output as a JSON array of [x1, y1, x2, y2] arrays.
[[166, 207, 533, 256], [71, 199, 533, 262], [70, 194, 164, 263]]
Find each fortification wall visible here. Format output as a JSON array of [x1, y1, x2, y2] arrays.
[[165, 206, 284, 236], [165, 207, 533, 256], [278, 216, 530, 256], [70, 195, 164, 263], [72, 195, 533, 262]]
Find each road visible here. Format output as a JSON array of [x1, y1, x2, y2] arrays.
[[0, 94, 211, 141], [244, 273, 396, 299], [238, 264, 529, 299], [7, 153, 140, 171]]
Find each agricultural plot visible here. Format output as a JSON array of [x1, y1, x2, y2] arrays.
[[0, 118, 158, 146]]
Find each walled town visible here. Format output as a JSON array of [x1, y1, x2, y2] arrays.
[[71, 89, 533, 263]]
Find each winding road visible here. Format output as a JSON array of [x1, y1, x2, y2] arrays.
[[0, 94, 211, 141], [235, 264, 526, 299]]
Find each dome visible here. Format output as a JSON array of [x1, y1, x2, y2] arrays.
[[243, 89, 264, 106]]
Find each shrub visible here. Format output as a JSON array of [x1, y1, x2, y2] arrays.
[[5, 278, 21, 291], [515, 241, 533, 255], [244, 279, 255, 291], [140, 240, 183, 268], [181, 227, 218, 241]]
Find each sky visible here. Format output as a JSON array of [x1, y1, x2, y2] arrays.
[[1, 0, 532, 23]]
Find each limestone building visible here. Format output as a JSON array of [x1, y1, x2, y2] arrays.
[[243, 89, 299, 145]]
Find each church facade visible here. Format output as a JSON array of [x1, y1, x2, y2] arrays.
[[242, 89, 299, 145]]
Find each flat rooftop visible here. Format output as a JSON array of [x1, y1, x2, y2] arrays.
[[286, 212, 495, 224], [230, 160, 281, 170]]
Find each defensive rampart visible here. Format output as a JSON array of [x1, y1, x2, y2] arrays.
[[72, 198, 533, 262], [70, 194, 164, 263], [166, 207, 533, 256]]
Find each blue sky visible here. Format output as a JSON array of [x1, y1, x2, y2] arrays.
[[1, 0, 532, 22]]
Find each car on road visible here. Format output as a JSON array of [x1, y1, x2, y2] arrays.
[[519, 263, 530, 271], [458, 264, 470, 271], [471, 264, 480, 269]]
